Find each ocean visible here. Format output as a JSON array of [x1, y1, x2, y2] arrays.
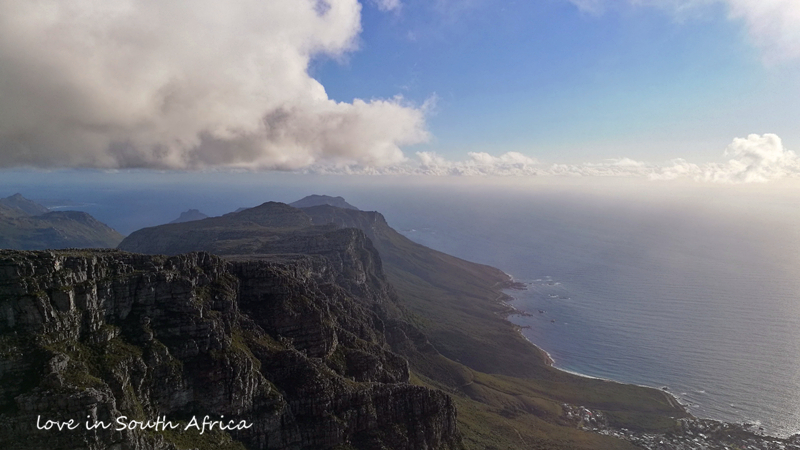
[[372, 179, 800, 438], [4, 173, 799, 437]]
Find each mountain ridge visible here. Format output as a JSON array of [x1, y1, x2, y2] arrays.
[[290, 194, 359, 210], [0, 193, 50, 217], [169, 209, 209, 224], [0, 194, 123, 250], [1, 196, 792, 449], [117, 197, 693, 449]]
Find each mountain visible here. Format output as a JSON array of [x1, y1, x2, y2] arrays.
[[0, 193, 49, 217], [298, 204, 547, 376], [119, 202, 318, 256], [0, 194, 123, 249], [4, 198, 787, 449], [0, 249, 459, 450], [169, 208, 209, 223], [289, 194, 359, 210], [118, 199, 690, 449]]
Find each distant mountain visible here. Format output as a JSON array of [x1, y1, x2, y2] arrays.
[[0, 194, 123, 249], [169, 208, 209, 223], [290, 194, 359, 210], [297, 204, 546, 375], [118, 198, 686, 446], [0, 193, 49, 217], [1, 200, 775, 449], [118, 202, 316, 255]]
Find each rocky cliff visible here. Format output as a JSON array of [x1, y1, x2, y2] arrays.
[[0, 249, 461, 450], [115, 200, 714, 449]]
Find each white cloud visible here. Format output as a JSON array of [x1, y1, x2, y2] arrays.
[[566, 0, 800, 61], [307, 133, 800, 184], [414, 151, 540, 176], [372, 0, 402, 12], [568, 0, 606, 15], [726, 0, 800, 62], [0, 0, 428, 170], [306, 150, 540, 176], [713, 133, 799, 182], [645, 134, 799, 182]]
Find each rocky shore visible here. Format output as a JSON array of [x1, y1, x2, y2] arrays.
[[563, 403, 800, 450]]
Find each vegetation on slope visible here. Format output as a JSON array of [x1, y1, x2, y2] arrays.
[[299, 202, 687, 449], [0, 194, 123, 249], [121, 198, 687, 448]]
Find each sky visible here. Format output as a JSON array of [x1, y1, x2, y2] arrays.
[[0, 0, 799, 183]]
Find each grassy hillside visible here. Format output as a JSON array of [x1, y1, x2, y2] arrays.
[[118, 200, 688, 449], [301, 204, 687, 449], [0, 194, 123, 249]]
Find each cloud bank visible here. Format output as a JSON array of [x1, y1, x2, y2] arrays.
[[308, 134, 800, 183], [0, 0, 428, 170], [651, 133, 800, 182], [568, 0, 800, 61]]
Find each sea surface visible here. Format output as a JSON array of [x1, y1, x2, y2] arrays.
[[3, 173, 799, 437], [375, 181, 800, 438]]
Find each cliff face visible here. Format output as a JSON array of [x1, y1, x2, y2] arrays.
[[0, 249, 461, 450], [298, 205, 554, 377]]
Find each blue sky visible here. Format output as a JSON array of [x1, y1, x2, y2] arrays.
[[315, 0, 798, 163], [0, 0, 798, 181]]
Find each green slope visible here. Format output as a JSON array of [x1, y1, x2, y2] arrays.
[[301, 204, 687, 449], [118, 200, 687, 449], [0, 194, 123, 250]]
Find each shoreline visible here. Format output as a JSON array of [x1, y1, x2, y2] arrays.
[[495, 275, 800, 441], [496, 273, 690, 414]]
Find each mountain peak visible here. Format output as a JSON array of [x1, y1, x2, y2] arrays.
[[0, 193, 49, 217], [290, 195, 359, 210], [169, 209, 209, 224], [226, 202, 313, 228]]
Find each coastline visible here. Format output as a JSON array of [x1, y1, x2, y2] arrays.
[[497, 292, 556, 367], [496, 275, 688, 414], [495, 277, 800, 444]]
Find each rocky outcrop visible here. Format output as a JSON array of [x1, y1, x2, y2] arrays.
[[0, 249, 461, 450]]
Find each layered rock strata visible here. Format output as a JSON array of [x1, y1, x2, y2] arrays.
[[0, 249, 460, 450]]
